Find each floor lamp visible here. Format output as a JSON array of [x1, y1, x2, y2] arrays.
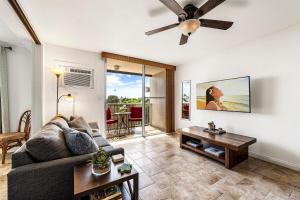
[[58, 94, 74, 115], [51, 67, 64, 115]]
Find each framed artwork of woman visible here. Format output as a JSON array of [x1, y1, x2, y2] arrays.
[[196, 76, 251, 113]]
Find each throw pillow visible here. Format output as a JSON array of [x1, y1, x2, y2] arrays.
[[46, 116, 69, 129], [25, 124, 72, 161], [61, 126, 98, 155], [68, 116, 93, 137]]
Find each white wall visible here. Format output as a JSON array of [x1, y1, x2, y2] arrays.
[[1, 15, 36, 134], [43, 44, 105, 132], [175, 24, 300, 171], [31, 44, 43, 134], [7, 45, 32, 131]]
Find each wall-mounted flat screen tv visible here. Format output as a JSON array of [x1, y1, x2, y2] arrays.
[[196, 76, 251, 113]]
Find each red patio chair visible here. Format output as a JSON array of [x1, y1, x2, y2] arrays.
[[106, 108, 118, 134], [182, 103, 190, 118], [128, 107, 142, 129]]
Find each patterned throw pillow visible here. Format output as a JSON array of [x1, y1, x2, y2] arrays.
[[61, 126, 98, 155]]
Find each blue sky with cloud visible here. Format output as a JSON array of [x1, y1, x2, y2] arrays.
[[106, 72, 150, 98]]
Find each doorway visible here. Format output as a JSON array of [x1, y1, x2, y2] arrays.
[[104, 55, 173, 139]]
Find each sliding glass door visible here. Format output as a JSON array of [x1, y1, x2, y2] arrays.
[[105, 59, 166, 139], [143, 65, 166, 137], [105, 59, 143, 138]]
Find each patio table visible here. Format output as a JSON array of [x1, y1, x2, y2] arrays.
[[113, 112, 131, 136]]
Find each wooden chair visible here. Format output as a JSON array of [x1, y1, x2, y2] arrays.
[[0, 110, 31, 164]]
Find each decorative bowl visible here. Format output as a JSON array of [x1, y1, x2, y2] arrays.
[[92, 159, 111, 176]]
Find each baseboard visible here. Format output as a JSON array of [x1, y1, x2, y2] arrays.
[[249, 151, 300, 172]]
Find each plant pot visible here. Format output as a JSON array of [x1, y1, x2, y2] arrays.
[[92, 159, 111, 176]]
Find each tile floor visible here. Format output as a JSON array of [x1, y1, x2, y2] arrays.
[[106, 126, 164, 142], [113, 134, 300, 200], [1, 134, 300, 200]]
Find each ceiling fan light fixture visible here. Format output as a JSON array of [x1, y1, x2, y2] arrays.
[[179, 19, 200, 36]]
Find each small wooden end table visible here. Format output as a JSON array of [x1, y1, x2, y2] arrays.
[[74, 161, 139, 200]]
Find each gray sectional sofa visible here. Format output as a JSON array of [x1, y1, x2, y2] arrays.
[[7, 116, 124, 200]]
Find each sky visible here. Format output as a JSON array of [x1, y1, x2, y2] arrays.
[[106, 72, 150, 98], [182, 81, 190, 102]]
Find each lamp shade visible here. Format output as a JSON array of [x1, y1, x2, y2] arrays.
[[51, 67, 64, 76], [179, 19, 201, 36], [65, 94, 73, 101]]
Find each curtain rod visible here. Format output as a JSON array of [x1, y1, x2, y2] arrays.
[[4, 46, 12, 51]]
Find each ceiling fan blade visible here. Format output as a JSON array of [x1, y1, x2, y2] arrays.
[[179, 34, 188, 45], [194, 0, 226, 19], [145, 23, 179, 35], [200, 19, 233, 30], [149, 0, 204, 17], [159, 0, 187, 17]]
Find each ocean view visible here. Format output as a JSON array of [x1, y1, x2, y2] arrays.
[[197, 95, 250, 112]]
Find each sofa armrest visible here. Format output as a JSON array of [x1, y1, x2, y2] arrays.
[[11, 144, 35, 168], [87, 122, 102, 137], [103, 146, 124, 156], [88, 122, 99, 130], [8, 153, 94, 200]]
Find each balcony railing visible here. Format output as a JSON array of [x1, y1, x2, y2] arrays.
[[106, 103, 151, 130]]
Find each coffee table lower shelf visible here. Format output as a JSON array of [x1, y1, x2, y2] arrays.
[[181, 143, 225, 164]]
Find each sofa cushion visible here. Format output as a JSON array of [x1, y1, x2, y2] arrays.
[[25, 124, 72, 162], [69, 115, 77, 121], [91, 130, 102, 138], [56, 115, 69, 123], [61, 126, 98, 155], [68, 116, 93, 137], [94, 136, 110, 147], [47, 116, 69, 129]]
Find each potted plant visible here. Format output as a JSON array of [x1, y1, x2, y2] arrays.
[[92, 147, 111, 176], [119, 105, 127, 113]]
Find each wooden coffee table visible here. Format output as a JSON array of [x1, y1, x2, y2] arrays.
[[74, 161, 139, 200], [178, 126, 256, 169]]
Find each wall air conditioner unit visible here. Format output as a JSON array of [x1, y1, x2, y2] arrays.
[[62, 66, 94, 89]]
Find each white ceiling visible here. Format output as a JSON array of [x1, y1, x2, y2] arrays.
[[0, 0, 31, 47], [0, 19, 16, 45], [17, 0, 300, 65]]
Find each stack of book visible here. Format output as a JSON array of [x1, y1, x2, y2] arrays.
[[90, 185, 122, 200], [112, 154, 124, 163], [186, 140, 203, 148], [204, 147, 225, 157]]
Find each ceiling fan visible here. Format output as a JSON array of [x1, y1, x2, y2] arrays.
[[145, 0, 233, 45]]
